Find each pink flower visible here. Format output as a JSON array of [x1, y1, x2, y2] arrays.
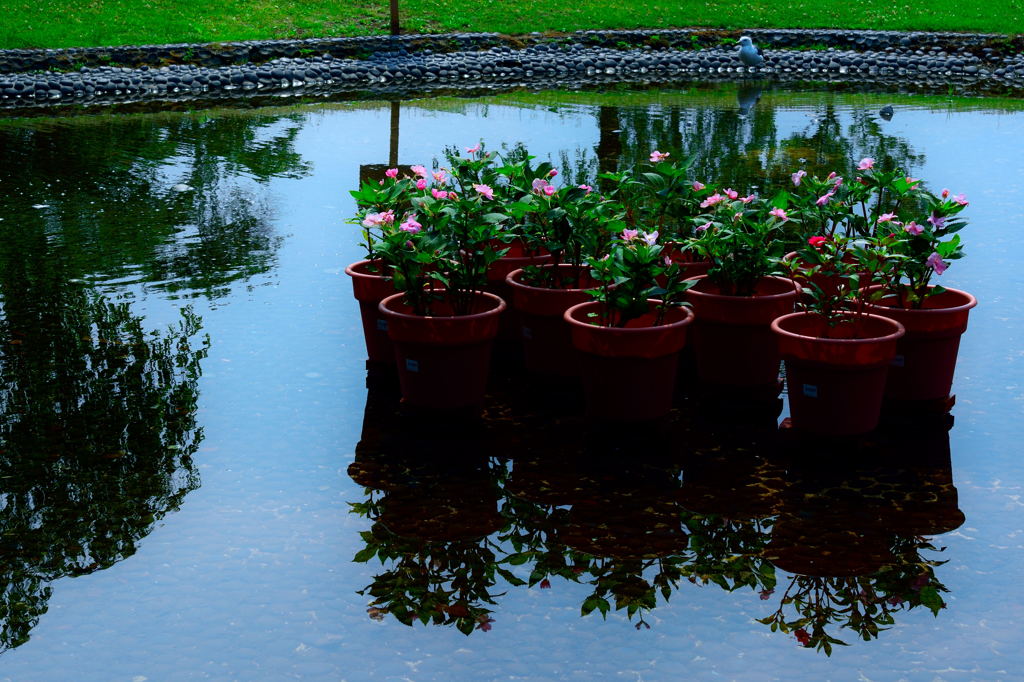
[[905, 176, 920, 187], [791, 170, 807, 186], [953, 193, 969, 206], [732, 211, 743, 222], [926, 252, 948, 275], [385, 168, 399, 178], [400, 216, 422, 233], [361, 210, 395, 227], [621, 228, 639, 241], [808, 236, 827, 248], [473, 183, 494, 200], [759, 589, 774, 600], [831, 175, 844, 187], [410, 164, 427, 177], [794, 629, 811, 646], [724, 188, 739, 200], [928, 212, 947, 229], [432, 170, 448, 185], [826, 171, 837, 181], [740, 194, 756, 204], [700, 193, 725, 208], [415, 178, 428, 190], [663, 255, 673, 266], [477, 616, 495, 632], [578, 184, 593, 193], [548, 169, 559, 177], [431, 188, 449, 200], [692, 180, 705, 191], [857, 157, 875, 170], [941, 188, 950, 198], [466, 143, 481, 154], [696, 221, 712, 233], [877, 213, 896, 223], [903, 220, 923, 235], [539, 579, 552, 589], [815, 191, 834, 206], [650, 150, 670, 162], [532, 178, 548, 193], [643, 230, 659, 245], [769, 207, 789, 221], [543, 185, 556, 196], [447, 191, 458, 201]]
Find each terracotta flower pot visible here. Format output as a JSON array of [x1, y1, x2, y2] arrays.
[[564, 300, 694, 420], [772, 312, 905, 436], [485, 240, 552, 341], [862, 286, 977, 403], [378, 291, 506, 409], [684, 275, 799, 393], [664, 242, 712, 279], [506, 264, 597, 376], [346, 259, 397, 365]]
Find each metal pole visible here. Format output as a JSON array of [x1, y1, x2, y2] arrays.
[[389, 101, 400, 167], [389, 0, 400, 35]]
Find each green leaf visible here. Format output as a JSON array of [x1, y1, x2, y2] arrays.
[[506, 552, 533, 566], [352, 547, 377, 563]]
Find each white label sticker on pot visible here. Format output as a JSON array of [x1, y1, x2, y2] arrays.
[[522, 326, 533, 340], [376, 318, 388, 331], [892, 354, 904, 367], [802, 384, 818, 398], [405, 359, 419, 373]]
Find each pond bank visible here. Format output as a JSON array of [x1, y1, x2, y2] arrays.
[[2, 28, 1024, 113]]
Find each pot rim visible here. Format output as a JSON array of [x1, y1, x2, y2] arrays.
[[345, 258, 391, 280], [684, 274, 800, 301], [771, 311, 906, 344], [862, 284, 978, 315], [505, 263, 594, 293], [563, 299, 695, 330], [378, 290, 506, 320]]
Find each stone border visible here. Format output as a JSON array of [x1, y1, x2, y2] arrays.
[[2, 28, 1023, 113]]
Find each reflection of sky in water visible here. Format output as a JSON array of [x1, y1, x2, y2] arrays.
[[2, 89, 1023, 679]]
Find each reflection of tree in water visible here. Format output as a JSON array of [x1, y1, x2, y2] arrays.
[[0, 273, 209, 652], [575, 86, 925, 191], [0, 112, 311, 298], [349, 377, 960, 654]]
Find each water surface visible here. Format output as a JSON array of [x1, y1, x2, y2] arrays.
[[1, 84, 1022, 679]]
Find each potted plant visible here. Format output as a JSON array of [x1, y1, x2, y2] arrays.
[[602, 150, 713, 276], [562, 228, 695, 420], [772, 234, 905, 435], [504, 161, 609, 375], [347, 169, 413, 365], [861, 185, 976, 405], [360, 155, 510, 410], [683, 193, 799, 395]]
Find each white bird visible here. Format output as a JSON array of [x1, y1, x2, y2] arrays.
[[738, 36, 765, 68]]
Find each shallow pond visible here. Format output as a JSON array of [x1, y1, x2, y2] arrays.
[[1, 83, 1023, 679]]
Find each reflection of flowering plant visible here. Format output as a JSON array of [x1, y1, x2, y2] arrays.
[[758, 536, 949, 656]]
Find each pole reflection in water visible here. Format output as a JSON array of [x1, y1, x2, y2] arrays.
[[348, 366, 962, 654], [0, 284, 209, 652]]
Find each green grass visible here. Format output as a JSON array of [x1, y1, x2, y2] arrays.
[[2, 0, 1023, 50]]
